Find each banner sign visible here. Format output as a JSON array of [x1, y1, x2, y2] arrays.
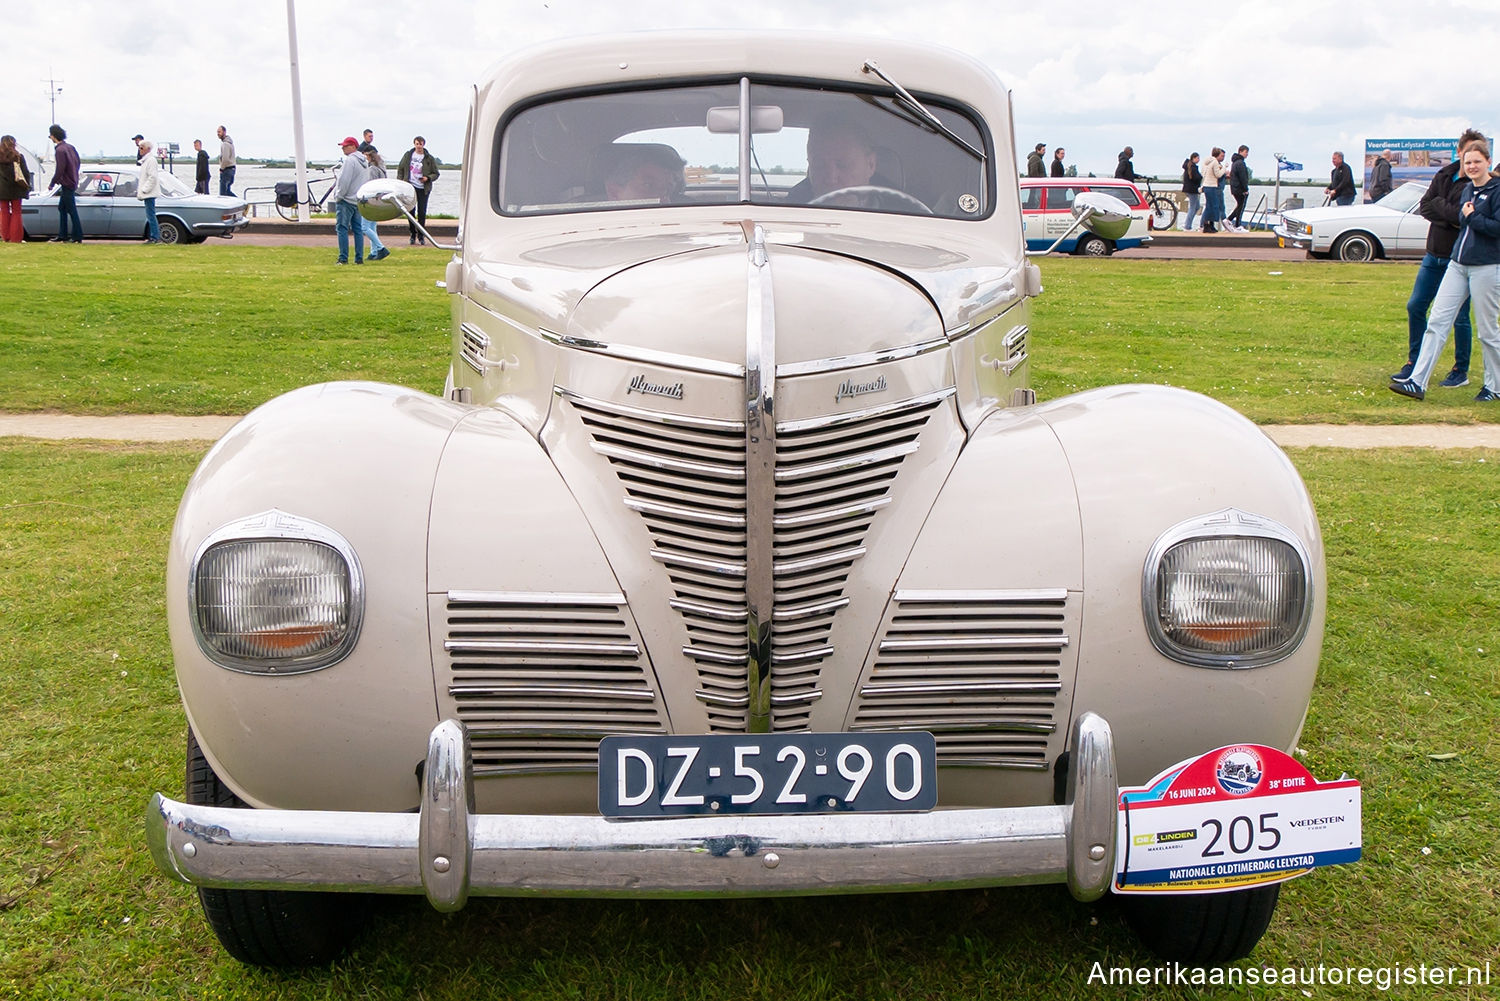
[[1114, 744, 1361, 894], [1363, 138, 1459, 201]]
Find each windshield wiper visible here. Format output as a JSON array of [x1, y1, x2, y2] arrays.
[[862, 60, 985, 163]]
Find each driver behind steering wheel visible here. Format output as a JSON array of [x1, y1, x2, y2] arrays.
[[787, 118, 901, 205]]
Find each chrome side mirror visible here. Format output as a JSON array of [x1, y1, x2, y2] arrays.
[[1073, 191, 1132, 240], [357, 178, 416, 222]]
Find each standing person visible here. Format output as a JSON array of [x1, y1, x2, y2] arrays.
[[1367, 149, 1394, 202], [333, 137, 368, 264], [1050, 147, 1066, 177], [1390, 140, 1500, 403], [1393, 128, 1485, 386], [1325, 151, 1355, 206], [133, 135, 162, 243], [1200, 147, 1227, 233], [47, 124, 82, 243], [1026, 143, 1046, 177], [358, 142, 390, 261], [1115, 146, 1143, 180], [1227, 145, 1251, 232], [216, 125, 236, 197], [193, 139, 211, 194], [396, 136, 440, 245], [1181, 153, 1202, 231], [0, 134, 33, 243], [362, 128, 374, 147]]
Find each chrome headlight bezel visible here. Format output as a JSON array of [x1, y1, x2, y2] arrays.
[[188, 509, 364, 675], [1141, 508, 1314, 670]]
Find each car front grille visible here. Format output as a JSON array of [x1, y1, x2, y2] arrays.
[[851, 589, 1073, 769], [439, 591, 665, 774], [565, 388, 948, 732]]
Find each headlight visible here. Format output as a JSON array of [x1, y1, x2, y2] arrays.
[[1142, 509, 1312, 669], [189, 510, 363, 674]]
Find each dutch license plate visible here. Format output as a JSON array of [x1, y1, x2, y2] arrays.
[[599, 732, 937, 819]]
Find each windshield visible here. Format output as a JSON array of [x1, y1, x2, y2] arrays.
[[158, 171, 193, 197], [1376, 182, 1423, 212], [497, 79, 989, 219]]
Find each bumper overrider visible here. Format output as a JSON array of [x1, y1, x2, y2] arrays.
[[147, 714, 1117, 909]]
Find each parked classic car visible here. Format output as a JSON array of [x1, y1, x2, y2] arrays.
[[1274, 181, 1428, 261], [1020, 177, 1152, 255], [22, 166, 249, 243], [147, 32, 1327, 968]]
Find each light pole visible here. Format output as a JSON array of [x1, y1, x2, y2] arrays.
[[42, 69, 63, 145], [286, 0, 310, 222]]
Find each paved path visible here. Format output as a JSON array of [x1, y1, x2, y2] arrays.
[[3, 413, 1497, 448]]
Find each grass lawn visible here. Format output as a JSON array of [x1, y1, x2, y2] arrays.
[[1, 246, 1494, 425], [1, 441, 1496, 1000]]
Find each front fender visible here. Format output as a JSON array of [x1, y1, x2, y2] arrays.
[[168, 383, 632, 813], [888, 385, 1323, 790]]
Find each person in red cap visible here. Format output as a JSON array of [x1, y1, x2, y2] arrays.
[[332, 136, 368, 264]]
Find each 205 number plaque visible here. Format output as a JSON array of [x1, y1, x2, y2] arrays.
[[599, 732, 937, 819]]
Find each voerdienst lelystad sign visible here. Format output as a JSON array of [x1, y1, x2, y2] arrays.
[[1114, 744, 1361, 894]]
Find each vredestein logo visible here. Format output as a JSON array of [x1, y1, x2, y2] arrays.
[[835, 375, 888, 404], [626, 374, 685, 400]]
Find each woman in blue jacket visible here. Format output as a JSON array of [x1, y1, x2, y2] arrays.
[[1392, 140, 1500, 402]]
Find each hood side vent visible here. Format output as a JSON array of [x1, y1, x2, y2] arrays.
[[440, 591, 664, 774], [852, 589, 1072, 769]]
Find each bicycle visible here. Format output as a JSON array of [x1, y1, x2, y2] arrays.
[[1137, 176, 1179, 231], [274, 170, 338, 220]]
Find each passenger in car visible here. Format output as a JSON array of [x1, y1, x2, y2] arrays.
[[602, 144, 686, 203], [786, 119, 899, 203]]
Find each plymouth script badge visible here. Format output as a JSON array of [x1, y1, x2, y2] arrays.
[[835, 375, 888, 404], [626, 374, 685, 400]]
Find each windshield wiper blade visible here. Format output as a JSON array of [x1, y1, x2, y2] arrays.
[[862, 60, 985, 163]]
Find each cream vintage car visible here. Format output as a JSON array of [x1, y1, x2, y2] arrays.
[[147, 32, 1326, 968]]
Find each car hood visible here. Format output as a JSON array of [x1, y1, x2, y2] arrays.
[[468, 221, 1024, 367], [1282, 204, 1398, 226]]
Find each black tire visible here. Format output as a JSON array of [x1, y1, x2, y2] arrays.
[[1332, 231, 1379, 262], [1121, 883, 1280, 965], [275, 199, 299, 221], [1151, 196, 1178, 231], [1076, 234, 1111, 257], [156, 218, 186, 244], [186, 730, 365, 967]]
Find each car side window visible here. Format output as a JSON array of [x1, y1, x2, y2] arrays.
[[1092, 184, 1135, 206], [113, 177, 137, 198], [1021, 187, 1042, 211], [78, 173, 111, 196], [1049, 187, 1077, 211]]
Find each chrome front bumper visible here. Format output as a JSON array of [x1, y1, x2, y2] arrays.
[[147, 713, 1117, 909]]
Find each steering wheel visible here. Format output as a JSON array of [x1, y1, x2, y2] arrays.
[[808, 185, 932, 214]]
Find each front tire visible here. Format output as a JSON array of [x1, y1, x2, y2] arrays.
[[1332, 231, 1378, 262], [1076, 234, 1112, 257], [186, 731, 365, 967], [1121, 884, 1280, 965]]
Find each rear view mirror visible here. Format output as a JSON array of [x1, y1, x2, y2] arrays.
[[1073, 192, 1131, 241], [357, 178, 417, 222], [706, 106, 785, 134]]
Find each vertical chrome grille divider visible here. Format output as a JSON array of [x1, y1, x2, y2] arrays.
[[744, 222, 775, 733]]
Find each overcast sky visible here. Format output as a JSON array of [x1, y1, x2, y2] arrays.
[[13, 0, 1497, 183]]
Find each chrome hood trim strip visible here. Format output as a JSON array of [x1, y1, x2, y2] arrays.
[[744, 223, 776, 733]]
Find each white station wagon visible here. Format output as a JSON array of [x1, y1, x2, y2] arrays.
[[147, 31, 1327, 968]]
